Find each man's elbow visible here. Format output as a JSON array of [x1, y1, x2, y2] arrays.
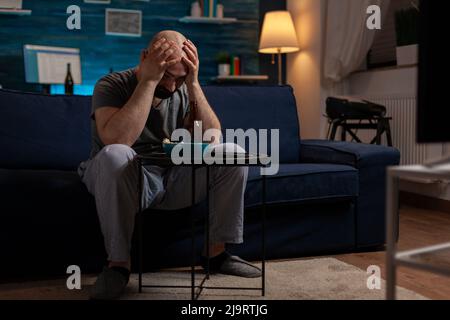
[[100, 133, 134, 147], [103, 140, 134, 147]]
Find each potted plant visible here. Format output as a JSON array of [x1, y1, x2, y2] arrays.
[[216, 51, 230, 76], [395, 4, 419, 66]]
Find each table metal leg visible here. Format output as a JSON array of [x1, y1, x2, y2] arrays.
[[206, 166, 210, 280], [386, 169, 399, 300], [341, 123, 347, 142], [191, 165, 196, 300], [138, 160, 143, 293], [376, 120, 383, 145], [136, 161, 267, 298], [384, 119, 393, 147], [262, 174, 266, 297], [330, 122, 338, 141]]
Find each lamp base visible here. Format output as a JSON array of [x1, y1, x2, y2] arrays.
[[277, 49, 282, 86]]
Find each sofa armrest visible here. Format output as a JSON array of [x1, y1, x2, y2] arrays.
[[299, 139, 400, 168], [300, 139, 400, 248]]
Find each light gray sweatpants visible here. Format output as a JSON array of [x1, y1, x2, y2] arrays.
[[78, 144, 248, 262]]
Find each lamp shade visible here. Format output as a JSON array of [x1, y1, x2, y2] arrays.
[[259, 11, 299, 54]]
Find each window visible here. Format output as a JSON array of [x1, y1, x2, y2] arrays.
[[367, 0, 415, 69]]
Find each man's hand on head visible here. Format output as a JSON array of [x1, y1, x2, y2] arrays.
[[139, 38, 181, 84], [182, 39, 200, 88]]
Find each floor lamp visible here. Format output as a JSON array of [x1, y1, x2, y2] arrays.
[[259, 11, 300, 85]]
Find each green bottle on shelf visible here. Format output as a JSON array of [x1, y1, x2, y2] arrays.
[[64, 63, 74, 95], [230, 55, 235, 76]]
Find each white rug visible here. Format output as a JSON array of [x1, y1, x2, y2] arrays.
[[0, 258, 428, 300]]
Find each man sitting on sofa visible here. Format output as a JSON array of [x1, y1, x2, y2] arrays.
[[77, 30, 261, 300]]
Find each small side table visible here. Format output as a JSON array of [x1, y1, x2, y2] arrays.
[[327, 116, 393, 147], [135, 152, 269, 300], [386, 163, 450, 300]]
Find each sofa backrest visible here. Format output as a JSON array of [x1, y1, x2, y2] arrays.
[[0, 85, 301, 170], [203, 86, 300, 163], [0, 89, 92, 170]]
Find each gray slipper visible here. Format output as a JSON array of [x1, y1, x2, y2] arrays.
[[89, 267, 129, 300], [218, 255, 262, 278]]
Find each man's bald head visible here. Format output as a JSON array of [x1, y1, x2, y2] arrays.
[[149, 30, 187, 49], [148, 30, 188, 73], [148, 30, 188, 62]]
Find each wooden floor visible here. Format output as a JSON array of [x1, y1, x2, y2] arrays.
[[333, 206, 450, 300]]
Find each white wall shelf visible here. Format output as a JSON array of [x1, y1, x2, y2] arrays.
[[179, 16, 237, 24], [212, 75, 269, 82], [0, 8, 31, 15]]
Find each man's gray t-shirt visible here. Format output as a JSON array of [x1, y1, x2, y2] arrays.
[[89, 68, 190, 158]]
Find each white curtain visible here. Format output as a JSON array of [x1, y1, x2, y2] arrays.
[[323, 0, 391, 84]]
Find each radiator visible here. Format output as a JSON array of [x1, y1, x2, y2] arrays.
[[347, 95, 428, 165]]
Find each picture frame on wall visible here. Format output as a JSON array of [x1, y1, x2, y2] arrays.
[[105, 8, 142, 37], [0, 0, 23, 9], [84, 0, 111, 4]]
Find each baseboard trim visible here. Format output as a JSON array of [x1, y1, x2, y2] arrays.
[[400, 191, 450, 213]]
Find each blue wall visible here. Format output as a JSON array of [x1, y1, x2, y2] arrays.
[[0, 0, 261, 93]]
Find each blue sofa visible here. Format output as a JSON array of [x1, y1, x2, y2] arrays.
[[0, 86, 400, 279]]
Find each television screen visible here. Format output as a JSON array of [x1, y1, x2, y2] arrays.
[[418, 0, 450, 143]]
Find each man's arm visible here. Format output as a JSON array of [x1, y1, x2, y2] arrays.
[[96, 38, 180, 146], [186, 83, 221, 131], [182, 39, 221, 143], [96, 81, 157, 146]]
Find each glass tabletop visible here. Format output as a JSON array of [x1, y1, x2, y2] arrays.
[[396, 243, 450, 277], [137, 152, 270, 167]]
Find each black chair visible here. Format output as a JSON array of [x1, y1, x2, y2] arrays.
[[325, 97, 393, 147]]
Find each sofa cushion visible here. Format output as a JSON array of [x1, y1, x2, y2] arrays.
[[300, 140, 401, 169], [0, 168, 105, 277], [203, 86, 301, 163], [0, 89, 92, 170], [245, 163, 359, 207]]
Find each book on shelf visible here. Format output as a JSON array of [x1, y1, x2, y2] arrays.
[[229, 55, 241, 76], [210, 0, 215, 18], [202, 0, 208, 17], [201, 0, 218, 18], [199, 0, 203, 15]]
